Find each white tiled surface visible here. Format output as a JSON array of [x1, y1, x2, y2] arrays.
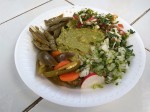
[[0, 0, 150, 112], [0, 0, 48, 24]]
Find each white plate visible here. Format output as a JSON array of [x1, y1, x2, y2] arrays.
[[15, 6, 146, 107]]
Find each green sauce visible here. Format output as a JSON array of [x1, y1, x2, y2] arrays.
[[56, 27, 105, 60]]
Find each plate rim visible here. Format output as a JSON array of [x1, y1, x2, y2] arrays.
[[14, 5, 146, 107]]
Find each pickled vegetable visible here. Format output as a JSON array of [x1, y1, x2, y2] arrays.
[[55, 52, 75, 62], [43, 60, 80, 77], [38, 51, 58, 67]]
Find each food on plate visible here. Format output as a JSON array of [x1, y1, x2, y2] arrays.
[[81, 73, 105, 89], [29, 8, 135, 89]]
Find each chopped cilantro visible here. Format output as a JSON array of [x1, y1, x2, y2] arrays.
[[128, 29, 135, 34]]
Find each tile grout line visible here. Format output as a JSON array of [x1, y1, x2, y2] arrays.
[[145, 48, 150, 52], [145, 48, 150, 53], [22, 97, 43, 112], [65, 0, 74, 5], [130, 7, 150, 25], [0, 0, 52, 25], [130, 7, 150, 52]]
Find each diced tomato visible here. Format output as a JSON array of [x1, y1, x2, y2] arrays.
[[117, 26, 121, 31], [73, 14, 78, 20], [77, 22, 83, 28], [100, 24, 107, 30], [119, 30, 126, 35], [118, 24, 124, 28], [85, 16, 95, 22]]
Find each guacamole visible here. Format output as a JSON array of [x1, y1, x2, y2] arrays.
[[56, 27, 105, 57]]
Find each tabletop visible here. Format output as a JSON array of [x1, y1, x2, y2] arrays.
[[0, 0, 150, 112]]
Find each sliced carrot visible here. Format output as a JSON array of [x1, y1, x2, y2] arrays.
[[54, 60, 70, 70], [51, 51, 61, 57], [59, 72, 79, 82]]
